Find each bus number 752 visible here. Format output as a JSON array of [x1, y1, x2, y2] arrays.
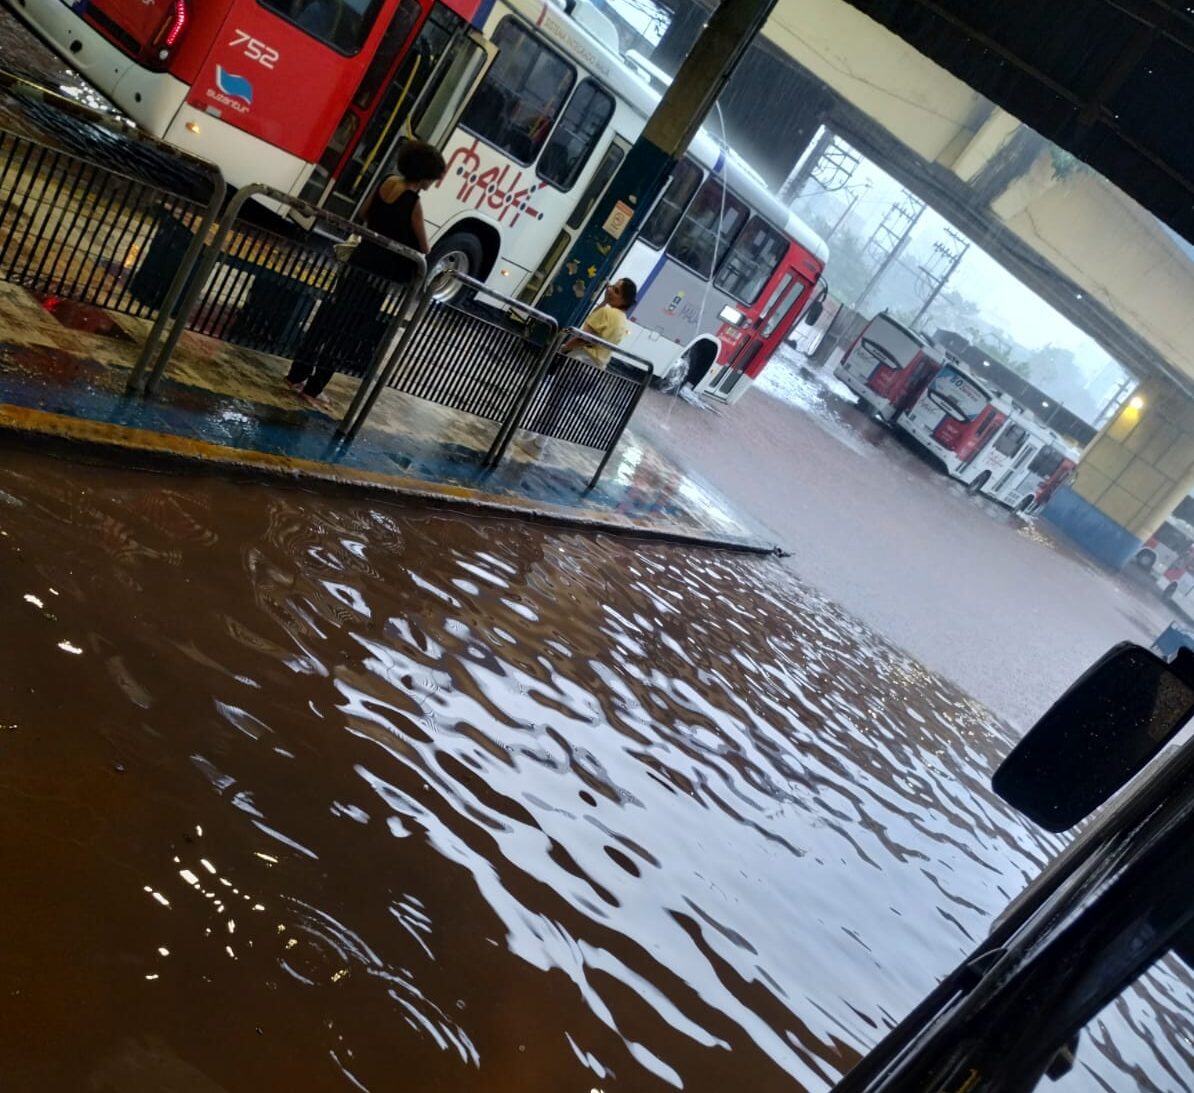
[[229, 30, 279, 69]]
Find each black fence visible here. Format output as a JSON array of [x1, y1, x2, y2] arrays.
[[0, 71, 214, 202], [339, 272, 559, 443], [0, 77, 223, 354], [0, 70, 654, 489], [486, 326, 654, 490], [130, 183, 425, 396]]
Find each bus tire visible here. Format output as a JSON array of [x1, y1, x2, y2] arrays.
[[1136, 549, 1157, 570], [427, 232, 485, 302], [966, 471, 990, 496]]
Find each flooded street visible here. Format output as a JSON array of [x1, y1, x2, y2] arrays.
[[637, 354, 1172, 732], [1, 447, 1191, 1091]]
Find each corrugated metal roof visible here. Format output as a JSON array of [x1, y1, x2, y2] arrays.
[[840, 0, 1194, 242]]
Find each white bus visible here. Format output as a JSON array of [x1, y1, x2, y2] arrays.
[[985, 430, 1079, 513], [411, 0, 829, 397], [13, 0, 828, 396], [834, 313, 944, 422]]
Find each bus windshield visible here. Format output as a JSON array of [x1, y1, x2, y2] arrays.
[[1028, 446, 1065, 477], [862, 315, 923, 368], [929, 367, 990, 422], [258, 0, 386, 54]]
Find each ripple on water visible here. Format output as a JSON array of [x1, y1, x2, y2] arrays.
[[0, 450, 1188, 1091]]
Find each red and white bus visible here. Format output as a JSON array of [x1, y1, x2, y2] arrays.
[[10, 0, 491, 195], [13, 0, 827, 395], [987, 434, 1079, 513], [1135, 518, 1194, 575], [833, 312, 944, 422], [1030, 445, 1077, 510], [897, 362, 1022, 489]]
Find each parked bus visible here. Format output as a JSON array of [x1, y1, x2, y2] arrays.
[[1157, 555, 1194, 612], [1028, 443, 1078, 511], [9, 0, 490, 194], [985, 428, 1079, 513], [12, 0, 828, 394], [896, 362, 1021, 488], [1136, 517, 1194, 574], [833, 312, 944, 422]]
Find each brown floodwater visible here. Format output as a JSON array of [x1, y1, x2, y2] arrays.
[[0, 447, 1190, 1091]]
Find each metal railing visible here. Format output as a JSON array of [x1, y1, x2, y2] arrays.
[[485, 326, 654, 490], [339, 270, 558, 441], [0, 68, 650, 490], [129, 183, 426, 396], [0, 72, 224, 362]]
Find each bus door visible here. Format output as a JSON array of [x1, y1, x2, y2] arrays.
[[708, 262, 813, 399], [990, 431, 1042, 501], [315, 5, 494, 218], [520, 136, 631, 304]]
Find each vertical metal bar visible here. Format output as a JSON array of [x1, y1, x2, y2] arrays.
[[442, 309, 488, 408], [96, 180, 144, 310], [46, 160, 98, 297], [137, 184, 263, 396], [214, 230, 262, 338], [10, 146, 60, 283], [0, 140, 38, 275], [586, 363, 653, 491], [128, 167, 227, 393], [484, 329, 565, 466], [400, 300, 450, 398], [1, 143, 50, 277], [26, 153, 74, 289], [73, 169, 123, 303], [340, 288, 434, 439]]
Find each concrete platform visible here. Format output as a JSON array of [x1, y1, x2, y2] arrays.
[[0, 281, 766, 551]]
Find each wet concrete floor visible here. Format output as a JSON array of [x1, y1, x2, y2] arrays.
[[2, 447, 1192, 1091], [638, 353, 1174, 731]]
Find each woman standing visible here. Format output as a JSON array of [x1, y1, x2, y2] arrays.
[[287, 140, 446, 408]]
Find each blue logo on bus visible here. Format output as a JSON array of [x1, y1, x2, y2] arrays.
[[215, 66, 254, 105]]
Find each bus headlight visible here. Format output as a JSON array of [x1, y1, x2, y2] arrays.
[[718, 305, 744, 327]]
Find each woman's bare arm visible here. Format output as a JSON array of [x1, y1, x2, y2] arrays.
[[411, 200, 429, 254]]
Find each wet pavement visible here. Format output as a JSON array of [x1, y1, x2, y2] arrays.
[[636, 351, 1174, 731], [0, 280, 758, 547], [2, 446, 1192, 1091]]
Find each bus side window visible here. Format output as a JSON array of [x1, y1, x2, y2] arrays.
[[640, 159, 702, 248], [566, 142, 625, 230], [259, 0, 385, 54], [714, 216, 788, 304], [667, 177, 749, 279], [538, 80, 614, 190], [994, 423, 1028, 457], [458, 19, 575, 166]]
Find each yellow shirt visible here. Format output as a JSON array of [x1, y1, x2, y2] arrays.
[[579, 304, 629, 368]]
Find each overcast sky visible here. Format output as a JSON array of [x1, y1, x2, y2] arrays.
[[798, 152, 1124, 382]]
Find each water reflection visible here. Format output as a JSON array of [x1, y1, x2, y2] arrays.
[[0, 450, 1187, 1090]]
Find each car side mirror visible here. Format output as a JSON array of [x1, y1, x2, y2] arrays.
[[992, 643, 1194, 832]]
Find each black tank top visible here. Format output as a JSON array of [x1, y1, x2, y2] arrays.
[[350, 186, 421, 283]]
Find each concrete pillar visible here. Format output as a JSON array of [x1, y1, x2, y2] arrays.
[[540, 0, 779, 330], [1043, 375, 1194, 568]]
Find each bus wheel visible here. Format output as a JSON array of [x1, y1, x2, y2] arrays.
[[1136, 549, 1157, 570], [966, 471, 990, 496], [427, 233, 484, 302]]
